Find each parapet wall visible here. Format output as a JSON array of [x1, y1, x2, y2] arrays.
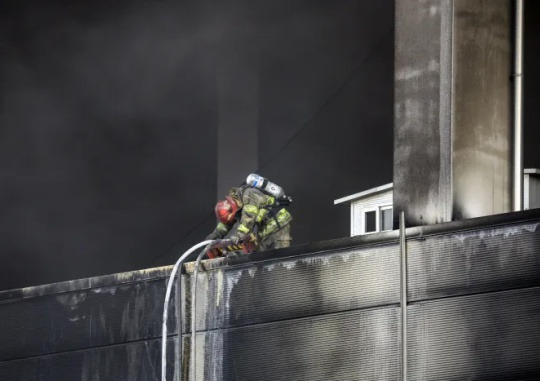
[[0, 267, 179, 380], [1, 209, 540, 380], [186, 209, 540, 380]]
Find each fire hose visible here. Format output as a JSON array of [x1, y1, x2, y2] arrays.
[[161, 238, 243, 380], [161, 239, 214, 381]]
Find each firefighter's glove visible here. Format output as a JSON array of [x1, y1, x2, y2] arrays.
[[229, 234, 243, 246], [206, 231, 221, 241]]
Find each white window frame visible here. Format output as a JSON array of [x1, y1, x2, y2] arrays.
[[378, 204, 393, 232], [363, 203, 393, 235], [363, 207, 379, 234]]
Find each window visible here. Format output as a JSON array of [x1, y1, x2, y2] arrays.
[[380, 206, 393, 232], [363, 205, 393, 234], [365, 210, 377, 233]]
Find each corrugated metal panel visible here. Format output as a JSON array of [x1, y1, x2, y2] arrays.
[[1, 210, 540, 380], [408, 287, 540, 380], [0, 337, 178, 381], [0, 277, 176, 361], [0, 266, 172, 303], [196, 307, 401, 381], [408, 221, 540, 301], [186, 243, 400, 333]]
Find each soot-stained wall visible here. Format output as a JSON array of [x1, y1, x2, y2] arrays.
[[0, 210, 539, 379], [394, 0, 513, 228]]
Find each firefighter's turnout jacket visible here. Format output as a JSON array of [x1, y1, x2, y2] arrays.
[[209, 185, 292, 251]]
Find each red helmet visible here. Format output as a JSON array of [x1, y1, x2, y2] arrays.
[[215, 196, 239, 224]]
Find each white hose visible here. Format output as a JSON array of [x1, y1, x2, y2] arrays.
[[161, 240, 215, 381]]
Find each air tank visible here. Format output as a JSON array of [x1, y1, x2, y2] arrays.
[[246, 174, 285, 199]]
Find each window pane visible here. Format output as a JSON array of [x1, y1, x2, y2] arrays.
[[381, 208, 393, 231], [365, 211, 376, 232]]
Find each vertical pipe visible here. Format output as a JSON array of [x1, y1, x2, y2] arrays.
[[399, 211, 408, 381], [174, 280, 182, 381], [513, 0, 524, 211]]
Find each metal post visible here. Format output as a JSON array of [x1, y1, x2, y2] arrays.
[[174, 280, 182, 381], [513, 0, 524, 211], [399, 211, 408, 381]]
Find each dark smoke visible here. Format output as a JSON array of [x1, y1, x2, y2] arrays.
[[0, 0, 539, 290]]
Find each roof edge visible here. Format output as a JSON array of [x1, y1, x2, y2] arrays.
[[334, 182, 393, 205]]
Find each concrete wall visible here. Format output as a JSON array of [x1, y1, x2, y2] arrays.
[[394, 0, 512, 227], [452, 0, 511, 219]]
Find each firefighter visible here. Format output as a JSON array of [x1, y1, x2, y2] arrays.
[[206, 184, 292, 252]]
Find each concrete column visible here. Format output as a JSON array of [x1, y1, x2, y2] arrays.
[[394, 0, 512, 227]]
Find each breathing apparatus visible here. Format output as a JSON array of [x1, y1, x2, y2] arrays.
[[246, 174, 292, 204]]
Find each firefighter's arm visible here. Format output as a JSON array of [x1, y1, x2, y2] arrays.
[[229, 206, 258, 244], [206, 222, 232, 240]]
